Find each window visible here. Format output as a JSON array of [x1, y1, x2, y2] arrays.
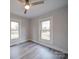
[[40, 20, 50, 40], [11, 21, 19, 39]]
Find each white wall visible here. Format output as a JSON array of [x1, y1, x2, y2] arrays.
[[10, 6, 68, 53], [30, 6, 68, 53], [10, 13, 29, 46]]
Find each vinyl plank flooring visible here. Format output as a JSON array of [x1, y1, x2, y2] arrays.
[[10, 42, 67, 59]]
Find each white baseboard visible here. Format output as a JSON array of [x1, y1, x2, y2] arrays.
[[10, 39, 68, 53], [32, 40, 68, 54], [10, 40, 27, 46]]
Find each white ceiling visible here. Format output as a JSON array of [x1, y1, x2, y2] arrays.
[[10, 0, 68, 19]]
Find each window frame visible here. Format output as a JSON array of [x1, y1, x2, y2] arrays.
[[39, 17, 53, 44], [40, 20, 51, 40], [10, 21, 20, 40]]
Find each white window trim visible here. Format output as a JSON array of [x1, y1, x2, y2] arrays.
[[38, 16, 53, 44], [10, 20, 20, 40], [40, 20, 51, 40]]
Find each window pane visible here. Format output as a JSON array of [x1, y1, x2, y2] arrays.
[[11, 22, 18, 31], [41, 20, 50, 40], [42, 20, 50, 30], [11, 22, 19, 39], [41, 31, 50, 40]]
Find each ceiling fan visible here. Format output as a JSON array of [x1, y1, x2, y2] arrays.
[[17, 0, 44, 14]]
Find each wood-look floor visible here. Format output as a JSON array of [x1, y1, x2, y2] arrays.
[[10, 42, 67, 59]]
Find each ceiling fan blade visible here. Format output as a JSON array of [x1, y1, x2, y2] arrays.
[[24, 9, 27, 14], [25, 0, 29, 2], [17, 0, 26, 5], [18, 0, 25, 3], [17, 0, 29, 5], [31, 1, 44, 6], [27, 0, 29, 2]]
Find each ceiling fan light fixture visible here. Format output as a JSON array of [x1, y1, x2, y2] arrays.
[[25, 5, 30, 10]]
